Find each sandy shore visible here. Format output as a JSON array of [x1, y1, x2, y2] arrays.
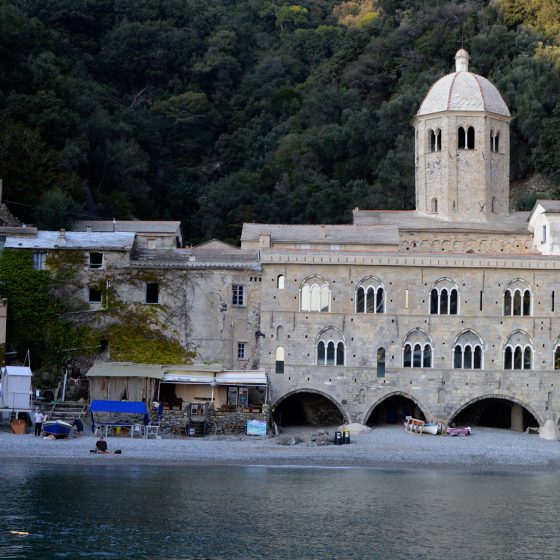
[[1, 426, 560, 471]]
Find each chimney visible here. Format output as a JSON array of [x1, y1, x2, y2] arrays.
[[86, 225, 92, 233], [319, 225, 326, 239], [112, 218, 116, 232], [57, 229, 66, 245]]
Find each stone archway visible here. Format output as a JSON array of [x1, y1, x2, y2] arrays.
[[450, 394, 541, 431], [272, 389, 347, 427], [364, 391, 430, 426]]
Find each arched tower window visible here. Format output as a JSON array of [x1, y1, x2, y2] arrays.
[[431, 198, 438, 213], [429, 129, 436, 152], [277, 275, 285, 289], [402, 330, 432, 368], [504, 331, 532, 370], [467, 126, 475, 149], [453, 330, 483, 369], [316, 328, 345, 366], [554, 343, 560, 370], [458, 126, 466, 149], [430, 279, 459, 315], [503, 280, 532, 317], [355, 277, 385, 314], [301, 276, 331, 312], [491, 130, 501, 153]]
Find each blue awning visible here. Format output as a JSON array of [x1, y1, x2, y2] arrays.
[[90, 400, 148, 414]]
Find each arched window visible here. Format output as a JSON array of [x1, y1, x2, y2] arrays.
[[467, 126, 475, 149], [453, 330, 483, 370], [275, 347, 285, 374], [277, 275, 285, 289], [435, 128, 441, 151], [430, 279, 459, 315], [301, 277, 331, 312], [355, 277, 385, 314], [431, 197, 438, 213], [504, 331, 532, 370], [377, 348, 385, 378], [458, 126, 466, 149], [316, 328, 345, 366], [429, 129, 436, 152], [503, 280, 532, 317], [491, 130, 500, 153], [402, 330, 432, 368]]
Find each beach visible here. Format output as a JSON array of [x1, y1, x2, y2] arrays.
[[1, 426, 559, 471]]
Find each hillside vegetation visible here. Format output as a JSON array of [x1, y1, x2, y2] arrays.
[[1, 0, 560, 243]]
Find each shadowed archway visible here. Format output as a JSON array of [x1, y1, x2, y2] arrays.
[[450, 396, 540, 431], [272, 390, 346, 427], [365, 392, 428, 426]]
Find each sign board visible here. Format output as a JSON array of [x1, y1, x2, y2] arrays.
[[247, 419, 267, 436]]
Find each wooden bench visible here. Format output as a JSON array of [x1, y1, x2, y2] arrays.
[[404, 416, 425, 435]]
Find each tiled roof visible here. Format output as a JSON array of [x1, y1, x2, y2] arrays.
[[5, 231, 135, 250], [241, 223, 400, 245], [352, 210, 530, 233], [74, 220, 181, 234], [417, 71, 510, 117], [131, 247, 260, 270]]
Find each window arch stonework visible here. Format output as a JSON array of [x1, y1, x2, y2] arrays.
[[503, 280, 532, 317], [430, 278, 459, 315], [316, 328, 345, 366], [300, 276, 331, 312], [355, 277, 385, 314], [504, 331, 532, 370], [453, 330, 483, 369], [402, 329, 432, 369]]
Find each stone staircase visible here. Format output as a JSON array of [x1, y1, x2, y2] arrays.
[[47, 401, 87, 422]]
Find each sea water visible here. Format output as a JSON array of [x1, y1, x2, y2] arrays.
[[0, 463, 559, 559]]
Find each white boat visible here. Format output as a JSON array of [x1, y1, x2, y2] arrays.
[[421, 423, 439, 435]]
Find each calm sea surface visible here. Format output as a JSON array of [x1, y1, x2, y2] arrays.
[[0, 463, 559, 560]]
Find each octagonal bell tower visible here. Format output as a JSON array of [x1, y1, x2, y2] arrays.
[[413, 50, 512, 222]]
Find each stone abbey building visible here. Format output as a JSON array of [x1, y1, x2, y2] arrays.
[[241, 50, 560, 431], [3, 50, 560, 432]]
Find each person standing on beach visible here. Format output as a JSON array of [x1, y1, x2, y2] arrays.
[[33, 410, 44, 437]]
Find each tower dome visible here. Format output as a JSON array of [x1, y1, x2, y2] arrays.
[[417, 50, 510, 118], [413, 50, 512, 223]]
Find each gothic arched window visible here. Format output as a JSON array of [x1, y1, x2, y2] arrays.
[[275, 347, 285, 374], [504, 331, 532, 370], [355, 277, 385, 314], [453, 330, 483, 369], [301, 276, 331, 312], [316, 328, 345, 366], [503, 280, 532, 317], [430, 279, 459, 315], [402, 330, 432, 368]]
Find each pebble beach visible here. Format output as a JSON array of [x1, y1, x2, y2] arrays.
[[1, 426, 560, 471]]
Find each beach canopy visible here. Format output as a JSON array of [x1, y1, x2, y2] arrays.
[[90, 400, 148, 414]]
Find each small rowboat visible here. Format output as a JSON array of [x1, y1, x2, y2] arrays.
[[42, 420, 73, 438]]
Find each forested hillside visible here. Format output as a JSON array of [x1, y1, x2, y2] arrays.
[[1, 0, 559, 243]]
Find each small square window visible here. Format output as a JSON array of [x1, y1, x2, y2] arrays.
[[33, 252, 47, 270], [237, 342, 247, 360], [89, 252, 103, 269], [232, 285, 245, 306], [88, 287, 102, 304], [145, 283, 159, 304]]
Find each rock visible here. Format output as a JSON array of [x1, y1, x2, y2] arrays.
[[275, 435, 296, 446], [539, 419, 560, 441], [337, 422, 373, 435]]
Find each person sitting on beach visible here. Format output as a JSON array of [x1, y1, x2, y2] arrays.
[[93, 436, 121, 455]]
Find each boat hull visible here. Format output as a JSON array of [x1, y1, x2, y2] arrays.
[[421, 423, 439, 435], [43, 420, 73, 438]]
